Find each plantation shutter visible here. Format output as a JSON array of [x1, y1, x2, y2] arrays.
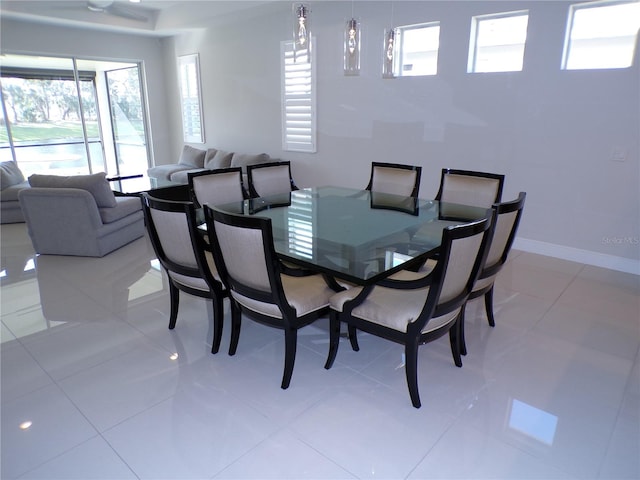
[[281, 40, 316, 153]]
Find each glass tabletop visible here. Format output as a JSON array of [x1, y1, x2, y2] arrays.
[[212, 186, 488, 285]]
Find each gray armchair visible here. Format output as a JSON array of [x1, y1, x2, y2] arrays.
[[18, 173, 145, 257]]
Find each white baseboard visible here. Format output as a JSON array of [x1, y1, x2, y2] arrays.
[[514, 238, 640, 275]]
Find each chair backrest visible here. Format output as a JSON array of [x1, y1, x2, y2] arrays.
[[205, 206, 289, 313], [435, 169, 504, 208], [187, 167, 246, 209], [247, 161, 297, 198], [416, 213, 494, 326], [142, 194, 216, 287], [366, 162, 422, 197], [480, 192, 526, 279]]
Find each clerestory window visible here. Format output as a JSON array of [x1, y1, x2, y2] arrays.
[[468, 11, 530, 73], [562, 0, 640, 70], [396, 22, 441, 77]]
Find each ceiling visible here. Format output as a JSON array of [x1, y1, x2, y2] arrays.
[[0, 0, 276, 37]]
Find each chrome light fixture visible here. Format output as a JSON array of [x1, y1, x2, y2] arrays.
[[382, 27, 397, 78], [344, 17, 361, 75], [293, 4, 310, 60]]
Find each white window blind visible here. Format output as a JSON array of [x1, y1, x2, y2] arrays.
[[281, 40, 316, 153]]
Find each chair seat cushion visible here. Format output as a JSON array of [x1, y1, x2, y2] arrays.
[[0, 181, 29, 201], [231, 273, 332, 319], [99, 196, 143, 224], [169, 168, 207, 184], [330, 285, 460, 334]]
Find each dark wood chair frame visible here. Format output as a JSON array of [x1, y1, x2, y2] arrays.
[[204, 205, 332, 389], [325, 214, 494, 408], [187, 166, 248, 209], [435, 168, 505, 205], [246, 160, 299, 199], [460, 192, 526, 355], [366, 161, 423, 198], [142, 194, 228, 354]]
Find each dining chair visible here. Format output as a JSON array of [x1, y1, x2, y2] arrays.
[[366, 162, 422, 197], [142, 193, 227, 354], [187, 167, 247, 208], [460, 192, 526, 354], [247, 160, 298, 198], [204, 205, 335, 389], [325, 214, 494, 408], [435, 168, 505, 208]]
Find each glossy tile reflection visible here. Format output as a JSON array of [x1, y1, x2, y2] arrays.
[[1, 222, 638, 479]]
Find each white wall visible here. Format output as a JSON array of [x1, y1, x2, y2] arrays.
[[0, 18, 174, 167], [1, 1, 638, 273], [164, 1, 639, 273]]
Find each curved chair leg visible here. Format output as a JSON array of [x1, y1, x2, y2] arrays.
[[484, 287, 496, 327], [281, 327, 298, 389], [228, 300, 242, 356], [348, 325, 360, 351], [210, 296, 224, 354], [405, 340, 421, 408], [459, 306, 467, 356], [168, 282, 179, 329], [324, 311, 341, 369], [449, 317, 463, 368]]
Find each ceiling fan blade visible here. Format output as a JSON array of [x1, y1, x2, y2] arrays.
[[105, 4, 149, 22]]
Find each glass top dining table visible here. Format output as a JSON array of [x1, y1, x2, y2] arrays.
[[211, 186, 488, 285]]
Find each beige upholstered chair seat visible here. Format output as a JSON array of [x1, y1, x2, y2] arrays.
[[231, 273, 333, 319], [330, 285, 460, 334]]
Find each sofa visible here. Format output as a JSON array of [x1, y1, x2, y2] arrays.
[[1, 161, 29, 224], [147, 145, 271, 184], [18, 172, 145, 257]]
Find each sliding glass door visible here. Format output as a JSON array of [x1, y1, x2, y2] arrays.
[[0, 54, 150, 179]]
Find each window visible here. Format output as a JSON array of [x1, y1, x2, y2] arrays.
[[178, 54, 204, 143], [281, 39, 316, 153], [0, 53, 150, 178], [397, 22, 441, 76], [468, 11, 529, 73], [562, 1, 640, 70]]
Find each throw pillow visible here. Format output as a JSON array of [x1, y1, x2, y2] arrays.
[[204, 148, 218, 166], [206, 149, 234, 170], [178, 145, 206, 168], [0, 161, 25, 190], [28, 172, 117, 208], [230, 153, 270, 173]]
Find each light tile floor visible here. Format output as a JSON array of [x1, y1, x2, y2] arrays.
[[1, 223, 638, 479]]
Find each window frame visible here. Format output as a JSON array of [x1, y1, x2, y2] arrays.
[[177, 53, 205, 144], [467, 10, 530, 73], [561, 0, 640, 70], [396, 21, 441, 77]]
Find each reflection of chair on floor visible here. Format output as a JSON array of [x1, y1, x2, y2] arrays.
[[35, 238, 154, 323], [325, 215, 494, 408], [142, 194, 228, 354], [205, 205, 334, 389]]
